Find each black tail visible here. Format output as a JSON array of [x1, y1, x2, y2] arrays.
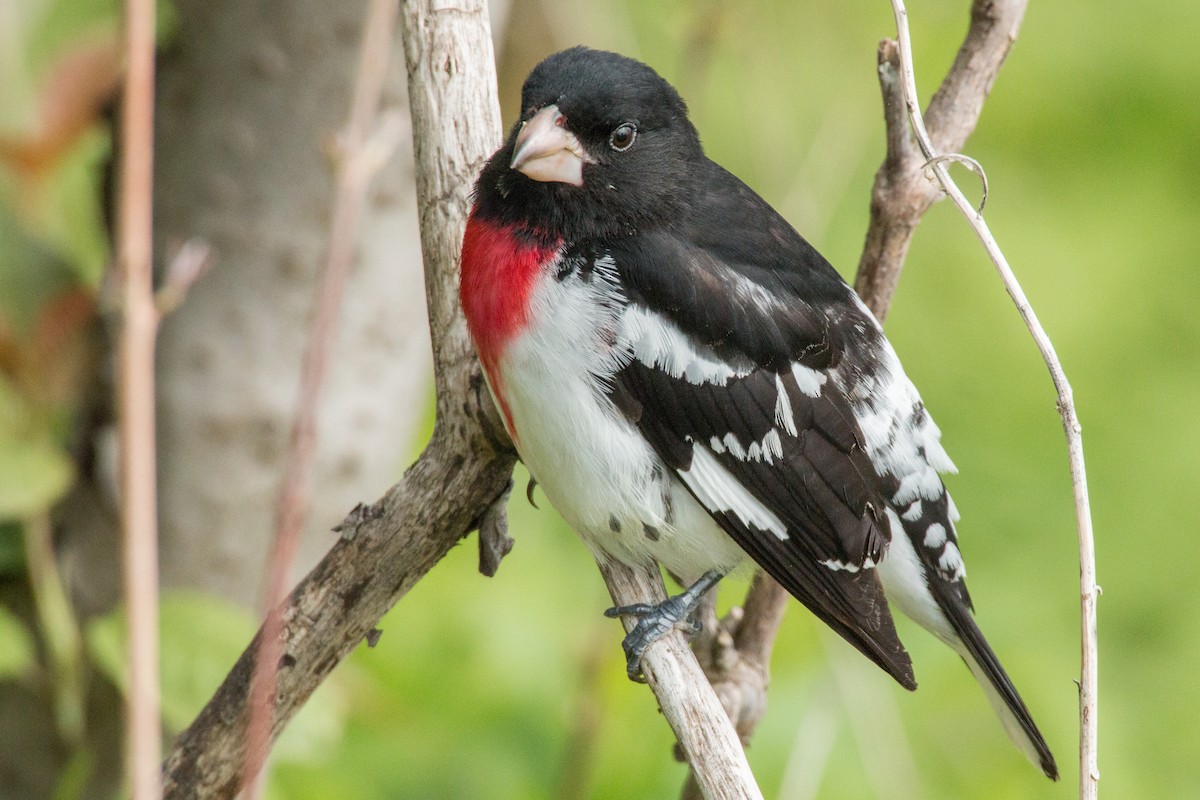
[[940, 596, 1059, 780]]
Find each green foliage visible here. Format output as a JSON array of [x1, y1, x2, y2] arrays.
[[87, 592, 263, 732], [0, 605, 37, 679], [3, 0, 1198, 797], [0, 376, 75, 518], [0, 0, 113, 559]]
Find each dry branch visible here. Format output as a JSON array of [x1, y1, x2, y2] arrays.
[[116, 0, 162, 797], [243, 2, 402, 795], [599, 562, 763, 800]]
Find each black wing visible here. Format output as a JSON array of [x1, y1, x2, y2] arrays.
[[604, 165, 918, 687]]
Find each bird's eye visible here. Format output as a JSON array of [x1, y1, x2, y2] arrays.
[[609, 123, 637, 152]]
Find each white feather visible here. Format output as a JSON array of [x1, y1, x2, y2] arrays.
[[923, 522, 947, 548], [937, 541, 966, 580], [617, 304, 752, 385], [680, 442, 790, 541], [774, 374, 798, 435], [790, 362, 826, 398]]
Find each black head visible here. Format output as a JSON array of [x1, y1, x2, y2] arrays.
[[473, 47, 705, 243]]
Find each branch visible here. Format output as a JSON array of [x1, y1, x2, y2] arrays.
[[680, 574, 787, 800], [855, 0, 1026, 319], [243, 1, 402, 795], [117, 0, 162, 796], [884, 2, 1098, 796], [161, 445, 515, 798], [599, 562, 764, 800]]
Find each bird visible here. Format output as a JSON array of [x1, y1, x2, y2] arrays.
[[459, 46, 1057, 779]]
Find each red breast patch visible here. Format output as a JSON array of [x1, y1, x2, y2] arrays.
[[460, 214, 560, 436]]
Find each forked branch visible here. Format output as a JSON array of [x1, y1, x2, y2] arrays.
[[884, 1, 1098, 796]]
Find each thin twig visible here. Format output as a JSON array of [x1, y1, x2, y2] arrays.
[[886, 0, 1098, 796], [116, 0, 161, 795], [242, 1, 401, 796]]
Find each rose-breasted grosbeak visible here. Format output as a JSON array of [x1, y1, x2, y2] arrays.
[[459, 46, 1056, 779]]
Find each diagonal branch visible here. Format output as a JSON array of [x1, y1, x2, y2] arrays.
[[599, 562, 763, 800]]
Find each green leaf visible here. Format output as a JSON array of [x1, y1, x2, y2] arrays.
[[0, 605, 36, 679], [0, 375, 75, 518], [37, 126, 111, 287], [86, 590, 261, 732], [0, 434, 74, 519]]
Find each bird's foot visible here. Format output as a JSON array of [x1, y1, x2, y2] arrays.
[[604, 570, 723, 682]]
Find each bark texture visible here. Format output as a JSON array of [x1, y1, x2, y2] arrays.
[[855, 1, 1027, 318], [152, 0, 432, 605]]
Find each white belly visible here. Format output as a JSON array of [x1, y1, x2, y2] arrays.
[[494, 255, 746, 582]]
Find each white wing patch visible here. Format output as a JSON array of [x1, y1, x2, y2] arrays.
[[774, 374, 798, 436], [680, 441, 789, 540], [617, 305, 753, 385], [709, 429, 784, 464], [821, 556, 878, 573], [923, 522, 947, 548], [791, 362, 826, 398], [937, 541, 966, 580]]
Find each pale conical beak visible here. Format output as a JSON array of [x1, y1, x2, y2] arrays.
[[510, 105, 589, 186]]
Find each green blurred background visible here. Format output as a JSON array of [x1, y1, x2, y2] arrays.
[[2, 0, 1198, 797]]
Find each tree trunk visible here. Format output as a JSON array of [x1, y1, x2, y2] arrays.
[[151, 0, 431, 604]]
